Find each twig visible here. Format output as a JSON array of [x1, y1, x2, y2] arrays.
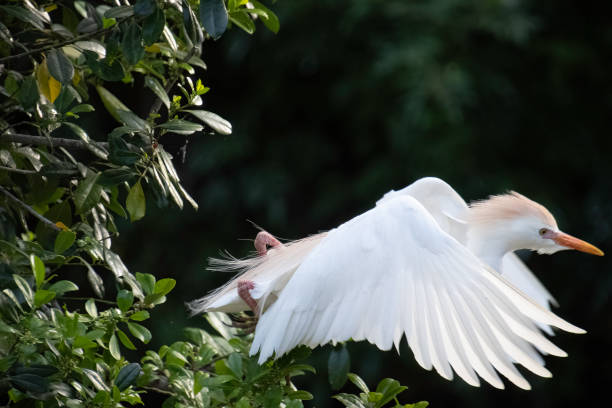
[[142, 386, 174, 396], [58, 296, 117, 305], [0, 165, 37, 174], [0, 185, 60, 231], [1, 132, 151, 154], [0, 18, 131, 64], [1, 132, 107, 150]]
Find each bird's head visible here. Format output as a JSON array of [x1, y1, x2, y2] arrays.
[[469, 192, 604, 256]]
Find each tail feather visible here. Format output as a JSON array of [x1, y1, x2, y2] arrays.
[[186, 233, 327, 316]]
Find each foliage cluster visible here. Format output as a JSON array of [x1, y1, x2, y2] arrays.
[[0, 1, 425, 407]]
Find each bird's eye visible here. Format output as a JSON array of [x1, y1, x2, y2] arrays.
[[539, 228, 549, 236]]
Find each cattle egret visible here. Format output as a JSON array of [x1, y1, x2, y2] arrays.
[[188, 177, 603, 390]]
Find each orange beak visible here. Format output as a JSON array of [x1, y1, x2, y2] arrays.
[[553, 232, 604, 256]]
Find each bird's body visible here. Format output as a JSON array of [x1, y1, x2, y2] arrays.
[[188, 177, 602, 390]]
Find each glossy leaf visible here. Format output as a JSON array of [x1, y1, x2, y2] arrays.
[[154, 278, 176, 296], [129, 310, 149, 321], [122, 24, 145, 65], [374, 378, 408, 408], [229, 10, 256, 35], [17, 76, 39, 110], [116, 289, 134, 312], [144, 76, 170, 109], [134, 0, 156, 16], [328, 346, 350, 390], [48, 280, 79, 295], [251, 1, 280, 34], [126, 181, 146, 222], [135, 273, 155, 295], [117, 329, 136, 350], [73, 172, 102, 215], [34, 289, 55, 307], [127, 322, 151, 343], [142, 7, 165, 45], [85, 298, 98, 317], [115, 363, 141, 391], [30, 255, 45, 289], [54, 230, 76, 254], [13, 274, 33, 308], [158, 119, 203, 134], [183, 109, 232, 135], [109, 333, 121, 360], [199, 0, 228, 40], [46, 49, 74, 84]]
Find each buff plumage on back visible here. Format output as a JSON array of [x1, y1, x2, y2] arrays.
[[470, 192, 558, 228]]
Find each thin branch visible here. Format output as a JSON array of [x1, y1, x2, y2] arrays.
[[0, 165, 37, 174], [0, 17, 132, 64], [1, 132, 151, 154], [142, 386, 174, 396], [0, 132, 106, 150], [58, 296, 117, 305], [0, 185, 60, 231]]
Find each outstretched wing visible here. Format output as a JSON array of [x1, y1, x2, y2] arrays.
[[381, 177, 558, 314], [250, 195, 584, 389]]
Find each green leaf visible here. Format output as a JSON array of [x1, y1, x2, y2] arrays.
[[142, 7, 165, 45], [115, 363, 141, 391], [134, 0, 155, 16], [135, 272, 155, 295], [13, 274, 33, 308], [333, 394, 367, 408], [227, 353, 242, 378], [71, 103, 95, 114], [104, 6, 134, 19], [116, 289, 134, 312], [117, 329, 136, 350], [9, 373, 48, 393], [96, 85, 133, 124], [117, 109, 148, 131], [109, 333, 121, 360], [30, 255, 45, 289], [287, 391, 314, 401], [84, 260, 105, 297], [122, 24, 145, 65], [14, 365, 58, 377], [127, 322, 151, 343], [126, 181, 146, 222], [17, 76, 39, 110], [34, 289, 55, 307], [53, 86, 76, 113], [48, 280, 79, 295], [74, 172, 102, 215], [158, 119, 203, 134], [129, 310, 150, 321], [347, 373, 369, 393], [85, 298, 98, 317], [46, 49, 74, 84], [199, 0, 228, 40], [374, 378, 408, 408], [63, 122, 108, 159], [262, 386, 283, 408], [229, 10, 255, 35], [144, 76, 170, 110], [251, 1, 279, 34], [328, 346, 350, 390], [54, 230, 76, 254], [154, 278, 176, 296], [183, 110, 232, 135], [82, 368, 109, 391]]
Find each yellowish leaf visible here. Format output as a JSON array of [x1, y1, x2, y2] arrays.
[[144, 44, 161, 53], [55, 221, 69, 231], [72, 69, 81, 86], [36, 60, 51, 101], [49, 76, 61, 103]]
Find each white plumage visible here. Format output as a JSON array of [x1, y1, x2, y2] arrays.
[[188, 177, 603, 390]]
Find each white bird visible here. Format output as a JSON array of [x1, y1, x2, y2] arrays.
[[188, 177, 603, 390]]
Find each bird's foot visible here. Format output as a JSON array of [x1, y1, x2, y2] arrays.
[[226, 313, 258, 333], [254, 231, 283, 256]]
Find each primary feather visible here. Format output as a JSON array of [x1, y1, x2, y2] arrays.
[[189, 177, 586, 390]]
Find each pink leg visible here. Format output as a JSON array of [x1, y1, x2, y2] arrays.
[[254, 231, 282, 256], [237, 280, 259, 317]]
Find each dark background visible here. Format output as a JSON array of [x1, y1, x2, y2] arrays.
[[116, 0, 612, 406]]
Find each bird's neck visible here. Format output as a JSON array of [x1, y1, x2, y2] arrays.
[[467, 224, 524, 272]]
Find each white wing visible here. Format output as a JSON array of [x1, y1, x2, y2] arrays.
[[250, 195, 584, 389], [382, 177, 558, 313]]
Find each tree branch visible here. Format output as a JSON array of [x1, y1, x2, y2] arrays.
[[0, 165, 37, 174], [0, 185, 60, 231], [0, 17, 132, 64], [0, 132, 108, 150]]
